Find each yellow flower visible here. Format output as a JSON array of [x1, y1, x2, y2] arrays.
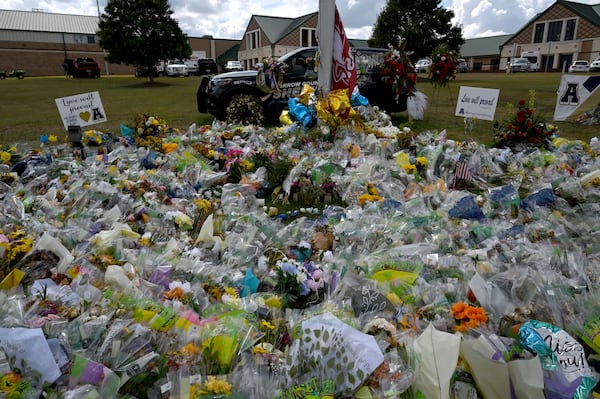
[[224, 286, 239, 298], [238, 159, 253, 171], [260, 320, 275, 331], [194, 199, 213, 213], [0, 151, 11, 163], [49, 135, 58, 143], [9, 147, 17, 153], [358, 193, 382, 205], [203, 375, 232, 395], [415, 157, 428, 167], [402, 164, 417, 173], [252, 345, 270, 354]]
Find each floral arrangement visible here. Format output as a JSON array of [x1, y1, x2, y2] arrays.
[[272, 257, 326, 309], [379, 43, 417, 100], [82, 130, 103, 146], [0, 370, 33, 397], [130, 114, 176, 152], [357, 182, 383, 206], [451, 301, 488, 332], [0, 145, 18, 164], [493, 90, 557, 149], [429, 44, 459, 86], [399, 155, 428, 181], [0, 228, 34, 281], [190, 375, 233, 398]]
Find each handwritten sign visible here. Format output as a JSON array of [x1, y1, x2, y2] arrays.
[[55, 91, 107, 130], [455, 86, 500, 121]]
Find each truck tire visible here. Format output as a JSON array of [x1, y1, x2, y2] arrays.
[[224, 93, 265, 126]]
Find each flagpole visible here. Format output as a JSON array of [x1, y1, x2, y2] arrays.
[[318, 0, 335, 96]]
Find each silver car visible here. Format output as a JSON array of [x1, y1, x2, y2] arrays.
[[509, 58, 530, 72]]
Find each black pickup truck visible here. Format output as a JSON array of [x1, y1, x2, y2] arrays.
[[196, 47, 409, 123]]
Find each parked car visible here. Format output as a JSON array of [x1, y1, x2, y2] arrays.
[[590, 57, 600, 72], [414, 58, 432, 73], [509, 58, 530, 72], [198, 59, 218, 75], [225, 60, 243, 72], [134, 65, 158, 77], [569, 60, 590, 73], [457, 59, 469, 72], [165, 60, 188, 77], [71, 57, 101, 78], [197, 47, 412, 123]]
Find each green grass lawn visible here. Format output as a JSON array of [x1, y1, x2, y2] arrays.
[[1, 72, 599, 147]]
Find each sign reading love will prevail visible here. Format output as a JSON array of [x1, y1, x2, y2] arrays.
[[55, 91, 107, 130]]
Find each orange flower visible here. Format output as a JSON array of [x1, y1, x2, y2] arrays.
[[451, 301, 487, 332], [162, 142, 178, 153], [163, 286, 185, 300]]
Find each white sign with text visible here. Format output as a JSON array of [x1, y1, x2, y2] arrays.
[[455, 86, 500, 121], [55, 91, 107, 130]]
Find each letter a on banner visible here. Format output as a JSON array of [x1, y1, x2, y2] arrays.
[[554, 75, 600, 121]]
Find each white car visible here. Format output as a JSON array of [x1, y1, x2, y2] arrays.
[[225, 60, 243, 72], [589, 57, 600, 72], [414, 58, 432, 73], [568, 60, 590, 73], [165, 60, 189, 76]]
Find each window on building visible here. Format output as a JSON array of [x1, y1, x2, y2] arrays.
[[534, 23, 545, 43], [547, 21, 562, 42], [87, 35, 96, 44], [246, 30, 260, 49], [564, 19, 576, 41], [301, 28, 317, 47]]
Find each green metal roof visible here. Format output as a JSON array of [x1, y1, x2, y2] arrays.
[[216, 44, 240, 64], [253, 15, 297, 43], [460, 34, 512, 57], [277, 12, 318, 42], [560, 0, 600, 27]]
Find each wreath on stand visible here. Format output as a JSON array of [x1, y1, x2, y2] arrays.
[[225, 57, 285, 126], [225, 94, 265, 126]]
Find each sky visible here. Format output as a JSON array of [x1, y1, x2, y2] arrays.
[[3, 0, 600, 40]]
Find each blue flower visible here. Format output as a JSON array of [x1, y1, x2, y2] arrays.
[[280, 261, 297, 277], [40, 134, 49, 143]]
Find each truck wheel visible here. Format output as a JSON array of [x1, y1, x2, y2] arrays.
[[225, 94, 265, 126]]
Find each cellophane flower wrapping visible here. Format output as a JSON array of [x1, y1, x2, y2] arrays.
[[280, 312, 384, 397]]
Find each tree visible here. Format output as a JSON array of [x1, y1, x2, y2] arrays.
[[97, 0, 192, 82], [368, 0, 464, 62]]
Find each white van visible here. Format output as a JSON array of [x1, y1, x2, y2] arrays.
[[521, 51, 540, 71]]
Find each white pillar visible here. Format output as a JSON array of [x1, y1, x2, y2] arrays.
[[318, 0, 335, 96]]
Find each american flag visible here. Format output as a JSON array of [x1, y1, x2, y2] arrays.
[[454, 157, 473, 184]]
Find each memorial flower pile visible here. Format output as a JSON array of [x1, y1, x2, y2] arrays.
[[2, 84, 600, 399]]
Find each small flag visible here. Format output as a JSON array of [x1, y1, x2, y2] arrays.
[[332, 6, 357, 94], [454, 158, 473, 185]]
